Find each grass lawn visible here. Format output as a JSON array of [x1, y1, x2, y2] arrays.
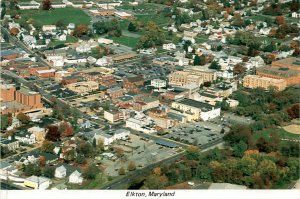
[[195, 35, 209, 43], [120, 2, 166, 14], [19, 8, 91, 25], [48, 35, 78, 47], [254, 128, 300, 143], [110, 35, 139, 48], [135, 14, 172, 26]]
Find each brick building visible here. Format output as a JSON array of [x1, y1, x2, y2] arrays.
[[256, 66, 300, 86], [243, 75, 287, 91], [123, 75, 144, 90]]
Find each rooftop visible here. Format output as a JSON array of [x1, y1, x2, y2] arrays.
[[175, 98, 215, 112]]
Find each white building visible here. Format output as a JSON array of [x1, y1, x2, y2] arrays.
[[171, 98, 221, 121], [126, 114, 156, 133], [18, 1, 40, 10], [98, 38, 114, 45], [151, 79, 166, 88], [69, 170, 83, 184], [55, 165, 67, 179], [14, 131, 36, 145], [292, 12, 300, 18], [163, 43, 176, 51], [42, 25, 57, 32], [24, 176, 50, 190]]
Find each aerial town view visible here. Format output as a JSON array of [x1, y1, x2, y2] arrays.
[[0, 0, 299, 194]]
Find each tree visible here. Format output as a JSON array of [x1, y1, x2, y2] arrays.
[[39, 156, 46, 167], [75, 154, 86, 164], [63, 149, 76, 161], [233, 64, 246, 75], [128, 22, 137, 32], [136, 21, 164, 49], [41, 141, 55, 153], [256, 137, 271, 153], [83, 164, 100, 180], [1, 115, 9, 130], [16, 113, 31, 124], [275, 16, 285, 26], [72, 24, 89, 38], [77, 141, 94, 157], [58, 121, 74, 137], [193, 55, 201, 66], [1, 2, 6, 20], [114, 147, 124, 158], [143, 174, 168, 189], [42, 0, 52, 10], [209, 61, 221, 70], [287, 104, 300, 119], [186, 146, 199, 160], [224, 124, 254, 149], [45, 125, 61, 142], [24, 163, 41, 176], [118, 167, 126, 175], [43, 166, 55, 178], [127, 160, 136, 171], [10, 27, 19, 36], [233, 140, 248, 157], [55, 19, 67, 29], [290, 2, 300, 12]]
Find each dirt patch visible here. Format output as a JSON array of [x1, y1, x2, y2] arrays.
[[283, 125, 300, 135]]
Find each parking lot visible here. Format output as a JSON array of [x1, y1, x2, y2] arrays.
[[165, 122, 227, 147], [101, 134, 182, 176]]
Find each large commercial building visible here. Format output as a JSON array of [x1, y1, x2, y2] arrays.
[[271, 57, 300, 71], [65, 81, 99, 93], [168, 71, 203, 86], [0, 83, 43, 114], [256, 66, 300, 86], [171, 98, 221, 121], [243, 75, 287, 91]]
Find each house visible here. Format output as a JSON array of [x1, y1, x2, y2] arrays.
[[151, 79, 167, 88], [27, 126, 46, 142], [42, 25, 57, 32], [292, 12, 300, 18], [18, 2, 40, 10], [98, 38, 114, 45], [24, 176, 50, 190], [163, 43, 176, 51], [69, 170, 83, 184], [55, 165, 67, 179], [0, 137, 19, 151], [14, 131, 36, 145], [114, 11, 133, 19], [95, 56, 113, 66], [57, 33, 67, 41]]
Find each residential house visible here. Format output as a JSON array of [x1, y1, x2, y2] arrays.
[[14, 131, 36, 145], [0, 137, 19, 151], [55, 165, 67, 179], [69, 170, 83, 184], [27, 127, 46, 142], [163, 43, 176, 51]]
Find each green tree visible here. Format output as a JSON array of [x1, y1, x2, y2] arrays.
[[209, 61, 221, 70], [24, 163, 41, 176], [17, 113, 31, 124], [83, 164, 100, 180], [193, 55, 201, 66], [41, 140, 55, 153], [1, 115, 9, 130], [233, 140, 248, 158], [143, 174, 168, 189], [128, 22, 137, 32], [43, 166, 55, 178]]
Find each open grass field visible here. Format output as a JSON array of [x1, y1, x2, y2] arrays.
[[195, 35, 209, 44], [254, 128, 300, 142], [110, 35, 139, 48], [19, 8, 91, 25], [48, 35, 78, 47]]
